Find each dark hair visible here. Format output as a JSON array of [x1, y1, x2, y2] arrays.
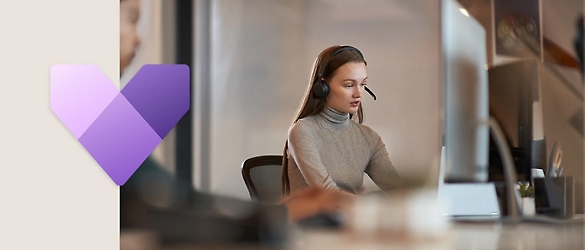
[[281, 45, 367, 196]]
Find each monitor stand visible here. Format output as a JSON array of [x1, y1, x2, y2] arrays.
[[437, 182, 501, 218], [437, 147, 501, 219]]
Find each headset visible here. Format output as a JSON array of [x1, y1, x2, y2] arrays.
[[311, 45, 377, 100]]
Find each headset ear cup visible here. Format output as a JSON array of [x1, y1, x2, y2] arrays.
[[321, 81, 329, 97], [312, 80, 330, 98]]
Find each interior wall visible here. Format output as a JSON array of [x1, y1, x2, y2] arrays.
[[203, 0, 442, 199], [542, 0, 583, 59]]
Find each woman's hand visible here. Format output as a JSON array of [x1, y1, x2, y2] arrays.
[[280, 187, 355, 222]]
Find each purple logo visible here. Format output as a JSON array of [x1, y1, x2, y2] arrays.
[[50, 64, 190, 186]]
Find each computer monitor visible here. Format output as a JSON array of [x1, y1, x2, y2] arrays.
[[441, 0, 490, 183], [488, 60, 543, 182]]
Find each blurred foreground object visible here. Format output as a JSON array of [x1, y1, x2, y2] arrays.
[[281, 187, 355, 225], [347, 189, 451, 241], [121, 158, 288, 248]]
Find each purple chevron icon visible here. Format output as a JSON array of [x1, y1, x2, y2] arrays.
[[50, 64, 190, 185]]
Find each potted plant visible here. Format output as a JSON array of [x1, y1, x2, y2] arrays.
[[518, 182, 535, 216]]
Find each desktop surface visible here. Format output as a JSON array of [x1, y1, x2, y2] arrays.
[[293, 218, 584, 250], [140, 216, 584, 250]]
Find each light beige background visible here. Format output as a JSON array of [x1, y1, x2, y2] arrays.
[[0, 0, 118, 249]]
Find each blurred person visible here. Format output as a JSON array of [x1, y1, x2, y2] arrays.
[[118, 0, 354, 247], [120, 0, 141, 76], [282, 45, 404, 196]]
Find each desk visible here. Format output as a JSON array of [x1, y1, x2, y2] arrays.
[[292, 219, 584, 250], [122, 218, 583, 249]]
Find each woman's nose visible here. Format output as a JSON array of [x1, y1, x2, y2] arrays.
[[353, 86, 362, 98]]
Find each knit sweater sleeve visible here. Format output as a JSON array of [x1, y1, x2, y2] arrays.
[[288, 121, 338, 190], [364, 128, 404, 192]]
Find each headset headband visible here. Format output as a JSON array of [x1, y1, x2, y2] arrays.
[[317, 46, 364, 82]]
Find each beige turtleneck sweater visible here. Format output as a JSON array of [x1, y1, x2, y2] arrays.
[[287, 106, 403, 194]]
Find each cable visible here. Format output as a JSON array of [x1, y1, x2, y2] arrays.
[[484, 117, 522, 224]]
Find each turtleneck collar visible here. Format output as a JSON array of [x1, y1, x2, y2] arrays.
[[318, 105, 350, 129]]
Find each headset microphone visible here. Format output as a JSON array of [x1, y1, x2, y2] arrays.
[[364, 86, 377, 100]]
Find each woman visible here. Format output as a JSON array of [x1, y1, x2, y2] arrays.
[[282, 45, 403, 196]]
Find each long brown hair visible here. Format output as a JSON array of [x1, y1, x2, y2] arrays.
[[281, 45, 367, 196]]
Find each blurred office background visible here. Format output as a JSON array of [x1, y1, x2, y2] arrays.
[[122, 0, 583, 209]]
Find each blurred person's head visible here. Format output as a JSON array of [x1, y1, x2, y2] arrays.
[[120, 0, 141, 75], [293, 45, 367, 124]]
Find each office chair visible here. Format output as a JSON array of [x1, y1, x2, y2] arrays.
[[241, 155, 283, 204]]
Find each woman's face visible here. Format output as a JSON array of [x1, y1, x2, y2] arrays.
[[325, 62, 367, 114], [120, 0, 141, 75]]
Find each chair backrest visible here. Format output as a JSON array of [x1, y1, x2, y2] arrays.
[[241, 155, 283, 204]]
